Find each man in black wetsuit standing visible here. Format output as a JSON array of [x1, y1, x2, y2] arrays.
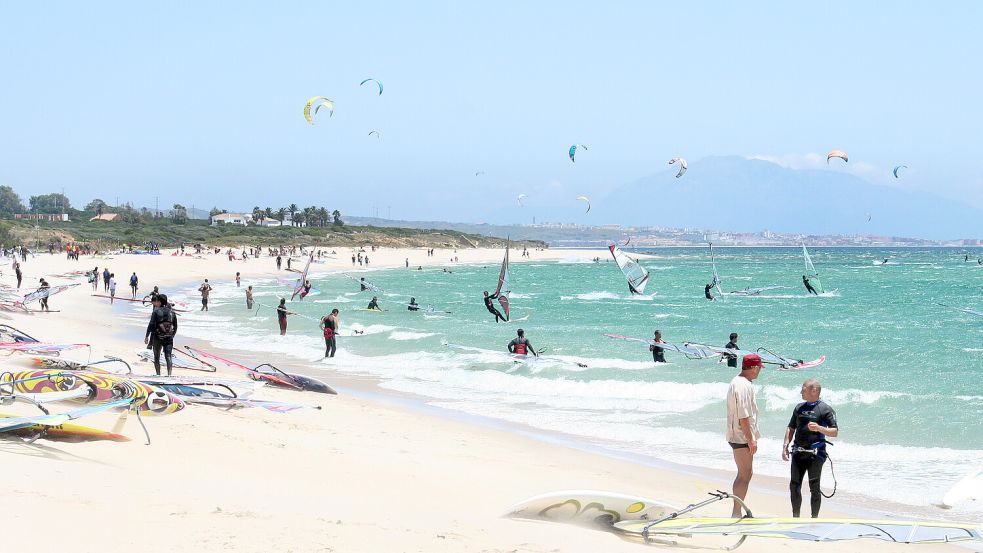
[[724, 332, 739, 368], [649, 330, 666, 363], [782, 378, 838, 518], [704, 283, 715, 300], [483, 290, 506, 323]]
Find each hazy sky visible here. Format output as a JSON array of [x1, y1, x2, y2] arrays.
[[1, 2, 981, 232]]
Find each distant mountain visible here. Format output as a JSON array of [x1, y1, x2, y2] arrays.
[[602, 156, 982, 240]]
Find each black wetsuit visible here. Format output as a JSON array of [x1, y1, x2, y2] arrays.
[[367, 299, 380, 310], [788, 400, 837, 518], [724, 341, 738, 368], [650, 342, 666, 363], [803, 276, 818, 295], [408, 303, 420, 311], [146, 305, 177, 375], [322, 317, 337, 358], [704, 284, 714, 300], [484, 293, 505, 323]]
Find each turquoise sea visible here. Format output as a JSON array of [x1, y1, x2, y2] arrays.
[[168, 247, 983, 512]]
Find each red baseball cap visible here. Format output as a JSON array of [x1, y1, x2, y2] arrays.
[[742, 354, 762, 369]]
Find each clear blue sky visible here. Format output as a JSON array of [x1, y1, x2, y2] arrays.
[[1, 1, 980, 231]]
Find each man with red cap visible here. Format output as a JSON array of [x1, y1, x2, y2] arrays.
[[726, 353, 763, 517]]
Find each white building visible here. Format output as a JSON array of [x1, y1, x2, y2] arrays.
[[210, 213, 252, 226]]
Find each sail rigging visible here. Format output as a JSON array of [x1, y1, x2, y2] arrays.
[[495, 240, 511, 321], [290, 254, 313, 300], [709, 244, 723, 295], [608, 245, 649, 295], [802, 244, 825, 293]]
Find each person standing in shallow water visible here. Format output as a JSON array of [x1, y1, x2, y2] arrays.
[[649, 330, 666, 363], [276, 298, 289, 335], [783, 378, 838, 518], [198, 279, 212, 311]]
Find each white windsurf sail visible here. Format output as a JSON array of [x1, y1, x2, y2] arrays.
[[709, 243, 723, 295], [22, 283, 79, 304], [616, 517, 983, 545], [290, 254, 313, 300], [608, 244, 649, 295], [802, 244, 825, 293], [495, 240, 511, 321], [603, 334, 720, 358]]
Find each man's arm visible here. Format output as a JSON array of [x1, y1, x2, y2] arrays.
[[781, 426, 794, 461], [738, 417, 757, 454]]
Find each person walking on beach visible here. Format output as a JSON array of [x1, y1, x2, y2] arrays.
[[14, 261, 22, 289], [276, 255, 282, 270], [103, 267, 110, 292], [129, 272, 139, 298], [108, 273, 117, 303], [245, 285, 254, 309], [198, 279, 212, 311], [320, 308, 339, 358], [782, 378, 838, 518], [727, 353, 762, 518], [90, 266, 99, 291], [276, 298, 289, 335], [144, 293, 177, 376], [649, 330, 666, 363], [37, 278, 51, 312], [724, 332, 739, 368], [143, 286, 161, 305], [483, 290, 506, 323], [235, 272, 241, 287]]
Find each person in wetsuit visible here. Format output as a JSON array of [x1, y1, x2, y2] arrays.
[[320, 308, 339, 358], [704, 283, 715, 301], [483, 290, 506, 323], [649, 330, 666, 363], [300, 280, 313, 299], [782, 378, 838, 518], [507, 329, 537, 357], [360, 278, 368, 291], [407, 297, 420, 311], [724, 332, 739, 368], [802, 275, 818, 295], [367, 296, 381, 310]]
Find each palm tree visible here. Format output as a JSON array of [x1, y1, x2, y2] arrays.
[[332, 209, 343, 226], [288, 203, 298, 227], [294, 211, 306, 227], [252, 206, 263, 223], [277, 207, 286, 222], [264, 207, 273, 220], [318, 207, 329, 227]]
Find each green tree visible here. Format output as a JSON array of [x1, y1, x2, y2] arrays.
[[251, 206, 264, 223], [276, 207, 286, 222], [332, 209, 343, 226], [288, 203, 299, 226], [171, 203, 188, 224], [209, 207, 223, 217], [84, 199, 108, 215], [0, 185, 26, 218], [29, 193, 72, 214]]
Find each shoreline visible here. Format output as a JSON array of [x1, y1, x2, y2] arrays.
[[0, 247, 976, 553]]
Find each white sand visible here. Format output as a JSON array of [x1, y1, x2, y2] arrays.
[[0, 247, 962, 552]]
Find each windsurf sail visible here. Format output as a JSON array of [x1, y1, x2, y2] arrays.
[[0, 398, 135, 433], [608, 245, 649, 295], [685, 343, 823, 369], [0, 342, 89, 354], [603, 334, 720, 359], [344, 273, 383, 293], [616, 516, 983, 545], [709, 243, 723, 295], [802, 244, 825, 293], [290, 254, 313, 301], [23, 283, 79, 304], [183, 346, 303, 390], [495, 240, 512, 321]]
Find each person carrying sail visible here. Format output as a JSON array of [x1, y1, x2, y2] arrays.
[[649, 330, 666, 363], [508, 329, 538, 357], [704, 283, 715, 301], [483, 290, 506, 323], [782, 378, 838, 518], [802, 275, 819, 295]]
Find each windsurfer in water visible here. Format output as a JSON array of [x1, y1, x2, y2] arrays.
[[508, 329, 537, 357], [649, 330, 666, 363], [408, 297, 420, 311], [300, 279, 313, 299], [360, 277, 368, 291], [320, 308, 339, 358], [483, 290, 505, 323], [802, 275, 818, 295], [704, 283, 715, 301], [724, 333, 739, 368]]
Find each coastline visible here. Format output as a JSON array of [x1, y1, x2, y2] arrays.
[[0, 247, 974, 552]]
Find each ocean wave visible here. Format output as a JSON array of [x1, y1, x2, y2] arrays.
[[560, 291, 621, 301], [388, 331, 438, 341]]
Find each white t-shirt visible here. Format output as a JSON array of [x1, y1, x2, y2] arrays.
[[109, 277, 116, 292], [726, 375, 760, 444]]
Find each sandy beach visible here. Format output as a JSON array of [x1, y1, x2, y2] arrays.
[[0, 246, 968, 553]]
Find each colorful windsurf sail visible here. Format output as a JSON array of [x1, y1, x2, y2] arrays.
[[608, 244, 649, 295], [291, 254, 313, 301], [495, 240, 511, 321]]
